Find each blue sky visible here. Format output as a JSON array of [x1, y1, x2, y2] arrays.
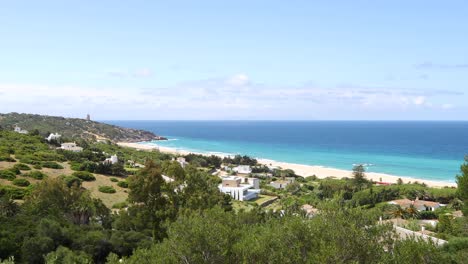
[[0, 0, 467, 120]]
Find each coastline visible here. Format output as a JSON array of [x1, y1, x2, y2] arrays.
[[117, 142, 457, 188]]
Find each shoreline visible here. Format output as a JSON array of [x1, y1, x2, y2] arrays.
[[117, 142, 457, 188]]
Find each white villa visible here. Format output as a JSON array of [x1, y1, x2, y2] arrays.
[[104, 155, 118, 164], [219, 176, 260, 201], [60, 142, 83, 152], [388, 198, 442, 212], [46, 133, 61, 142], [232, 165, 252, 174], [14, 126, 28, 134]]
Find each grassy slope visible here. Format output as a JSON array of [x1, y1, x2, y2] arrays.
[[0, 160, 128, 208]]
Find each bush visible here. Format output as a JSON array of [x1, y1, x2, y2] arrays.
[[112, 201, 128, 209], [0, 170, 16, 181], [117, 181, 128, 188], [0, 185, 27, 199], [42, 161, 64, 169], [62, 175, 83, 188], [110, 177, 119, 182], [419, 210, 437, 220], [12, 178, 30, 187], [23, 170, 47, 180], [13, 163, 31, 171], [0, 155, 16, 162], [7, 167, 21, 175], [98, 186, 116, 194], [32, 164, 42, 169], [72, 171, 96, 181]]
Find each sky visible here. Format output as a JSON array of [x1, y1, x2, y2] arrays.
[[0, 0, 467, 120]]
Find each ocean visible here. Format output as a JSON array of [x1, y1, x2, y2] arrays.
[[105, 121, 468, 183]]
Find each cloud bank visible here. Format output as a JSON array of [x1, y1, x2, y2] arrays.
[[0, 74, 463, 120]]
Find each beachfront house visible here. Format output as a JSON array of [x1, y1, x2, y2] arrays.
[[60, 142, 83, 152], [46, 133, 61, 142], [14, 126, 28, 134], [388, 198, 442, 212], [104, 154, 118, 164], [219, 176, 260, 201], [270, 177, 295, 189], [233, 165, 252, 174]]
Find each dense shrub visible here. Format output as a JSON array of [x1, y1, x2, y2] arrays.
[[72, 171, 96, 181], [98, 186, 116, 194], [42, 161, 64, 169], [110, 177, 119, 182], [62, 175, 83, 187], [0, 155, 16, 162], [112, 201, 128, 209], [32, 164, 42, 169], [419, 210, 438, 220], [12, 178, 30, 187], [0, 170, 16, 180], [7, 167, 21, 175], [23, 170, 47, 180], [13, 163, 31, 171], [0, 185, 28, 199], [117, 181, 128, 188]]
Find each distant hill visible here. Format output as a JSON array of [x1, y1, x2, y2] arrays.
[[0, 112, 165, 142]]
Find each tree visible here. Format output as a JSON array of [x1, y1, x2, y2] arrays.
[[127, 160, 175, 240], [397, 178, 403, 185], [456, 156, 468, 215], [405, 204, 419, 219], [352, 165, 368, 191]]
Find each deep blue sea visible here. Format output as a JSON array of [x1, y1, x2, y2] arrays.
[[105, 121, 468, 182]]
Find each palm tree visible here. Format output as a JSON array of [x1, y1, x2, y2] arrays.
[[389, 206, 406, 226], [405, 204, 419, 219]]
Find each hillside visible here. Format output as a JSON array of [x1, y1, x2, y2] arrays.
[[0, 112, 165, 142]]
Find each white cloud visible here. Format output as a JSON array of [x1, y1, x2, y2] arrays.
[[225, 73, 250, 86], [412, 96, 426, 106], [133, 68, 152, 78]]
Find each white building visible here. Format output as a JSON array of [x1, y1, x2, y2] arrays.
[[45, 133, 61, 142], [219, 176, 260, 201], [176, 157, 189, 168], [233, 165, 252, 174], [14, 126, 28, 134], [60, 142, 83, 152], [104, 155, 118, 164]]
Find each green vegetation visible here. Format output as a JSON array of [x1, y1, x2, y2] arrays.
[[72, 171, 96, 181], [12, 178, 30, 187], [23, 170, 47, 180], [99, 186, 116, 194], [0, 170, 16, 180], [117, 181, 128, 188], [0, 126, 467, 263], [12, 163, 31, 171]]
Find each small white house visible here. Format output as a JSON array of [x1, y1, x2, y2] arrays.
[[233, 165, 252, 174], [60, 142, 83, 152], [104, 155, 118, 164], [219, 176, 260, 201], [14, 126, 28, 134], [46, 133, 61, 142], [270, 177, 295, 189], [388, 198, 442, 212]]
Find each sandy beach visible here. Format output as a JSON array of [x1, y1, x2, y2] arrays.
[[117, 142, 457, 188]]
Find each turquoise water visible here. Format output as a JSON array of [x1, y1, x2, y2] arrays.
[[106, 121, 468, 182]]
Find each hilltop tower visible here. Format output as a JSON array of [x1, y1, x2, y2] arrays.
[[86, 114, 91, 121]]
